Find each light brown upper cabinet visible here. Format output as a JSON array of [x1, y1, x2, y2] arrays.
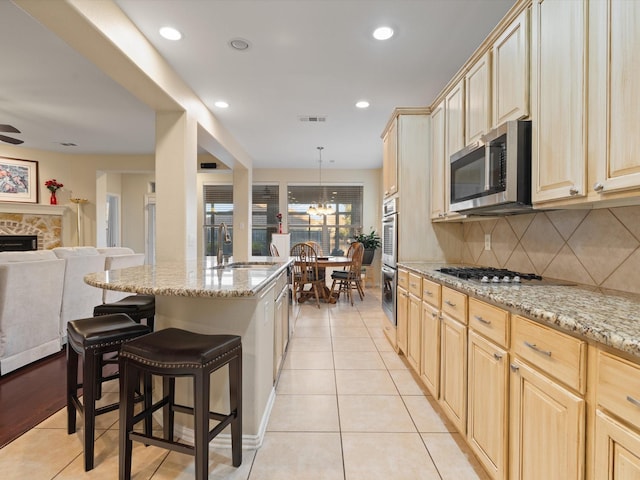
[[443, 80, 465, 221], [465, 52, 492, 145], [492, 8, 530, 127], [587, 0, 640, 200], [382, 116, 398, 198], [531, 0, 588, 204], [430, 100, 446, 220]]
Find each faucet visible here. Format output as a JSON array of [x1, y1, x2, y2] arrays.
[[217, 222, 232, 265]]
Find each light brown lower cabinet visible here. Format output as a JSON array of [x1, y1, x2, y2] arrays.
[[595, 410, 640, 479], [440, 314, 467, 433], [509, 358, 585, 480], [396, 285, 408, 354], [595, 349, 640, 479], [420, 301, 440, 398], [467, 331, 508, 480], [406, 292, 422, 372]]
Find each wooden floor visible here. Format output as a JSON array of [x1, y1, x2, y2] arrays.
[[0, 349, 67, 448]]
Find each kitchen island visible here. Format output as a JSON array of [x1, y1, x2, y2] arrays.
[[84, 257, 292, 448]]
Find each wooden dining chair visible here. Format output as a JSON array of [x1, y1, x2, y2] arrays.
[[290, 242, 324, 308], [329, 242, 365, 305]]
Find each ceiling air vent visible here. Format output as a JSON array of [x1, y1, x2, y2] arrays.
[[298, 115, 327, 123]]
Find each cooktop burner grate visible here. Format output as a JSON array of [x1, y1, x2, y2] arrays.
[[436, 266, 542, 284]]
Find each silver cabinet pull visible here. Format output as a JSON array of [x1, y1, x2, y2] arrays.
[[431, 312, 438, 318], [474, 315, 491, 325], [569, 187, 580, 195], [593, 182, 605, 192], [510, 363, 519, 372], [444, 300, 456, 307], [627, 396, 640, 408], [424, 290, 433, 296], [524, 341, 552, 357], [493, 353, 503, 361], [410, 282, 417, 288]]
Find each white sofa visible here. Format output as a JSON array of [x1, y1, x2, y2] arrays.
[[97, 247, 146, 303], [0, 250, 66, 375], [53, 247, 106, 345]]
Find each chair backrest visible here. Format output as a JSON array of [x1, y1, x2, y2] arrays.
[[348, 242, 364, 277], [269, 243, 280, 256], [290, 242, 319, 283], [306, 241, 323, 256]]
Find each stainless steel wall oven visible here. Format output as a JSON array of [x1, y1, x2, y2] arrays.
[[381, 198, 398, 325]]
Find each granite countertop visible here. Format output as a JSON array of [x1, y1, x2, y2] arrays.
[[84, 257, 292, 298], [399, 262, 640, 359]]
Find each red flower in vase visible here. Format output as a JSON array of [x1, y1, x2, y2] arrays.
[[45, 179, 64, 192]]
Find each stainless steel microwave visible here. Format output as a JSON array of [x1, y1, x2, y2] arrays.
[[449, 120, 532, 215]]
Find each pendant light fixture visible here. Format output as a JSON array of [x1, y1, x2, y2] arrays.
[[307, 146, 335, 216]]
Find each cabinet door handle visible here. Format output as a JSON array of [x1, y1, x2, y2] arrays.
[[444, 300, 456, 307], [524, 341, 552, 357], [431, 312, 438, 318], [424, 290, 433, 296], [410, 282, 417, 288], [569, 187, 580, 195], [627, 396, 640, 408], [493, 353, 503, 361], [510, 363, 519, 372], [593, 182, 605, 192], [474, 315, 491, 325]]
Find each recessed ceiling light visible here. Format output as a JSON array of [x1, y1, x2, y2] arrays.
[[229, 38, 250, 51], [159, 26, 182, 41], [373, 26, 394, 41], [356, 100, 370, 109], [214, 101, 229, 108]]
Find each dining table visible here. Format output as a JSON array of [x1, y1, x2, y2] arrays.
[[294, 255, 352, 303]]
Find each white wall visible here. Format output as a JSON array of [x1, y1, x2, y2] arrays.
[[0, 143, 154, 248]]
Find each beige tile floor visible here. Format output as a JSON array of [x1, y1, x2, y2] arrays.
[[0, 288, 489, 479]]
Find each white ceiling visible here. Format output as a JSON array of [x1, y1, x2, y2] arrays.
[[0, 0, 515, 169]]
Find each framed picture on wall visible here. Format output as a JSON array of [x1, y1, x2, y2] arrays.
[[0, 157, 39, 203]]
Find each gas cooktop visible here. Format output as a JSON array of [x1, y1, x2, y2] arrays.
[[436, 267, 572, 286]]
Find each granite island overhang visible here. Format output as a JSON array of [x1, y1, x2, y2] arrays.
[[85, 257, 293, 449]]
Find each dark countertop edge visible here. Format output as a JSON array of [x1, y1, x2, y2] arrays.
[[398, 261, 640, 360]]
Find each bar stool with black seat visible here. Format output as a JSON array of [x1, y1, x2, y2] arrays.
[[67, 313, 152, 471], [93, 294, 156, 330], [118, 328, 243, 480]]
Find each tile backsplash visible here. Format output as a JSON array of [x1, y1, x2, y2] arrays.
[[461, 206, 640, 294]]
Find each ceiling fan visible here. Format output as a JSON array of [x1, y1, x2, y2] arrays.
[[0, 124, 24, 145]]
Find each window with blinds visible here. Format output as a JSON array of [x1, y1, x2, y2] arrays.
[[203, 185, 233, 257], [287, 185, 363, 256], [203, 184, 280, 257], [252, 184, 279, 255]]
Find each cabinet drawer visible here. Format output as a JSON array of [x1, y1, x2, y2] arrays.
[[441, 286, 467, 324], [512, 315, 586, 393], [422, 278, 441, 308], [468, 298, 509, 348], [408, 273, 422, 297], [597, 351, 640, 429], [398, 269, 409, 290]]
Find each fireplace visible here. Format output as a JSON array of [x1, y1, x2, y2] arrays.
[[0, 235, 38, 252]]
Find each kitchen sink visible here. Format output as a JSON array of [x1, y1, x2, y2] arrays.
[[210, 261, 279, 270], [228, 262, 278, 269]]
